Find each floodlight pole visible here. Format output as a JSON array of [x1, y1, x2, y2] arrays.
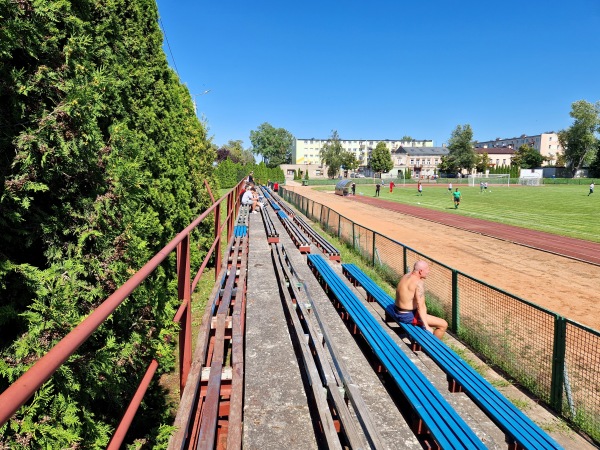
[[191, 89, 211, 115]]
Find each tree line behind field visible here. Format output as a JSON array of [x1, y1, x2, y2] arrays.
[[441, 101, 600, 177], [243, 99, 600, 181]]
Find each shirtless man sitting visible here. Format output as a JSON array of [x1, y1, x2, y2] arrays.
[[395, 260, 448, 339]]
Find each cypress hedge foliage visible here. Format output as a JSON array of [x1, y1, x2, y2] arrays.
[[0, 0, 216, 448], [215, 160, 284, 189]]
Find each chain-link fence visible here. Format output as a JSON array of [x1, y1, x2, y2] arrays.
[[280, 187, 600, 442]]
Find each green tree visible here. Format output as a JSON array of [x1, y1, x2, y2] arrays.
[[215, 159, 242, 188], [319, 130, 346, 178], [249, 122, 294, 168], [555, 152, 567, 167], [240, 148, 256, 165], [0, 0, 215, 447], [475, 152, 490, 173], [341, 151, 359, 172], [216, 140, 255, 165], [587, 142, 600, 177], [370, 142, 394, 174], [558, 100, 600, 175], [446, 124, 476, 172], [511, 144, 546, 169], [438, 155, 457, 174]]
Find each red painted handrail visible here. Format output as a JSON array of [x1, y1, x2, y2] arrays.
[[0, 180, 244, 436]]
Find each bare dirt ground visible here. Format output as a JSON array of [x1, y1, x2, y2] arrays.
[[286, 185, 600, 331]]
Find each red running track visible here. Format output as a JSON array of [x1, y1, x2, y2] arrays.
[[349, 195, 600, 266]]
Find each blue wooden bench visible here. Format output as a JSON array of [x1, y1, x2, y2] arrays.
[[233, 225, 247, 237], [341, 263, 563, 450], [268, 189, 294, 216], [307, 254, 486, 450]]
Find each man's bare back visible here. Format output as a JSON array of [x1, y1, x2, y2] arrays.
[[395, 261, 448, 339], [395, 271, 423, 311]]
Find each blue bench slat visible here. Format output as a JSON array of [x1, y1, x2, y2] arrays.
[[308, 255, 486, 449], [344, 263, 562, 449], [310, 257, 484, 449], [341, 263, 563, 450], [233, 225, 247, 237], [341, 263, 556, 448]]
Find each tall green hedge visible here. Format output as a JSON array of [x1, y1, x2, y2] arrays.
[[215, 160, 284, 189], [0, 1, 215, 448]]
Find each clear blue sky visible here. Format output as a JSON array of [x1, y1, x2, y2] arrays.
[[155, 0, 599, 149]]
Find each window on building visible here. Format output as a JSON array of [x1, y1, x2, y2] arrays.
[[410, 159, 414, 164], [503, 159, 506, 165], [549, 136, 553, 141], [496, 159, 500, 165]]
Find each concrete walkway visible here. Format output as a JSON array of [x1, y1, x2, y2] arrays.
[[243, 212, 318, 449]]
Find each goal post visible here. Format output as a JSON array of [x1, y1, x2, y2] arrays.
[[468, 173, 510, 188], [397, 169, 405, 187], [518, 168, 543, 186]]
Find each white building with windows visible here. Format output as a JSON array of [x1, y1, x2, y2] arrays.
[[474, 147, 516, 168], [292, 138, 433, 166], [391, 146, 449, 178], [475, 132, 561, 165]]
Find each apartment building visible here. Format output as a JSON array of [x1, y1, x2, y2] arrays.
[[475, 132, 561, 165], [292, 138, 433, 166]]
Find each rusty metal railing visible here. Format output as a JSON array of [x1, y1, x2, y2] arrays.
[[0, 179, 245, 448]]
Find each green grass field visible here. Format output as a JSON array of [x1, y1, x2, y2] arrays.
[[314, 183, 600, 243]]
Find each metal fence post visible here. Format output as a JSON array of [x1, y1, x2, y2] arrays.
[[338, 215, 341, 238], [214, 203, 221, 281], [352, 222, 356, 252], [403, 246, 408, 274], [550, 316, 567, 412], [326, 208, 331, 232], [452, 270, 459, 333], [226, 193, 233, 242], [177, 236, 192, 391], [372, 232, 376, 267]]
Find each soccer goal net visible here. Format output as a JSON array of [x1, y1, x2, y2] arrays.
[[518, 169, 543, 186], [518, 177, 542, 186], [468, 174, 510, 188]]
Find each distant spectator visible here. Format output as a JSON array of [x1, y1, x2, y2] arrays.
[[247, 171, 254, 184], [390, 181, 395, 193], [417, 181, 423, 196], [351, 183, 356, 196], [375, 182, 381, 197], [242, 186, 259, 213], [448, 182, 453, 194], [589, 182, 595, 196]]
